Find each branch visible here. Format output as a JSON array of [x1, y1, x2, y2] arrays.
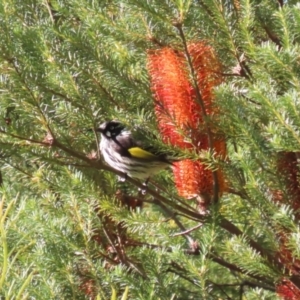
[[220, 218, 272, 258], [262, 25, 282, 49], [171, 224, 203, 237], [208, 253, 274, 286], [0, 130, 50, 146], [129, 239, 275, 289], [4, 130, 297, 287], [219, 218, 300, 289], [38, 86, 85, 110], [0, 128, 201, 221], [277, 0, 284, 8], [207, 279, 275, 293]]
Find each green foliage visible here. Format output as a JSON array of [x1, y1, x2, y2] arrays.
[[1, 0, 300, 299]]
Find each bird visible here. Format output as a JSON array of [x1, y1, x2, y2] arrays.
[[96, 120, 172, 179]]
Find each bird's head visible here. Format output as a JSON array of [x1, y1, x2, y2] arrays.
[[97, 121, 126, 139]]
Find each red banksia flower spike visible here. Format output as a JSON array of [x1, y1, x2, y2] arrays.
[[148, 42, 226, 202], [148, 48, 198, 146]]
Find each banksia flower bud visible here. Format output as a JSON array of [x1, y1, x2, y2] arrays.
[[148, 42, 225, 201]]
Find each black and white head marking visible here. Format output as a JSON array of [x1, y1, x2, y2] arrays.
[[98, 121, 126, 139]]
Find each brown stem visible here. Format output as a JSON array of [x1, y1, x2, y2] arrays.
[[196, 0, 214, 18], [277, 0, 284, 8], [263, 25, 282, 49], [172, 224, 203, 237], [220, 218, 272, 258], [38, 86, 85, 110], [129, 240, 274, 289], [0, 130, 50, 146], [208, 254, 274, 286], [220, 218, 300, 289], [207, 280, 275, 293]]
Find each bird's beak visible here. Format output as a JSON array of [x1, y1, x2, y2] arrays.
[[95, 122, 107, 133]]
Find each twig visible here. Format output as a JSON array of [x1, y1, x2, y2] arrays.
[[39, 86, 85, 110], [102, 226, 125, 261], [277, 0, 284, 8], [45, 0, 55, 23], [172, 223, 203, 237], [262, 24, 282, 49], [208, 279, 274, 291], [166, 267, 199, 286], [208, 253, 274, 285], [0, 130, 50, 146], [152, 198, 196, 247]]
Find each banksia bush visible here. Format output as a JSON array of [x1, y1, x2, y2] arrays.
[[148, 42, 225, 201]]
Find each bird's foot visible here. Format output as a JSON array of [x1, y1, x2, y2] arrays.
[[117, 173, 128, 182], [138, 177, 150, 195]]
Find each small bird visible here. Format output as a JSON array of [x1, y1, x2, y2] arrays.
[[96, 121, 172, 179]]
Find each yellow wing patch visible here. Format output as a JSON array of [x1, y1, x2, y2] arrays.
[[128, 147, 157, 159]]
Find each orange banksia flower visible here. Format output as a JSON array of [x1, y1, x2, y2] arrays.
[[187, 42, 222, 113], [148, 42, 225, 200], [173, 160, 212, 199], [148, 47, 200, 148]]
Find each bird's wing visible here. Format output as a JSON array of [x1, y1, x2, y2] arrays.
[[127, 147, 158, 160], [112, 131, 138, 157], [114, 129, 172, 163]]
